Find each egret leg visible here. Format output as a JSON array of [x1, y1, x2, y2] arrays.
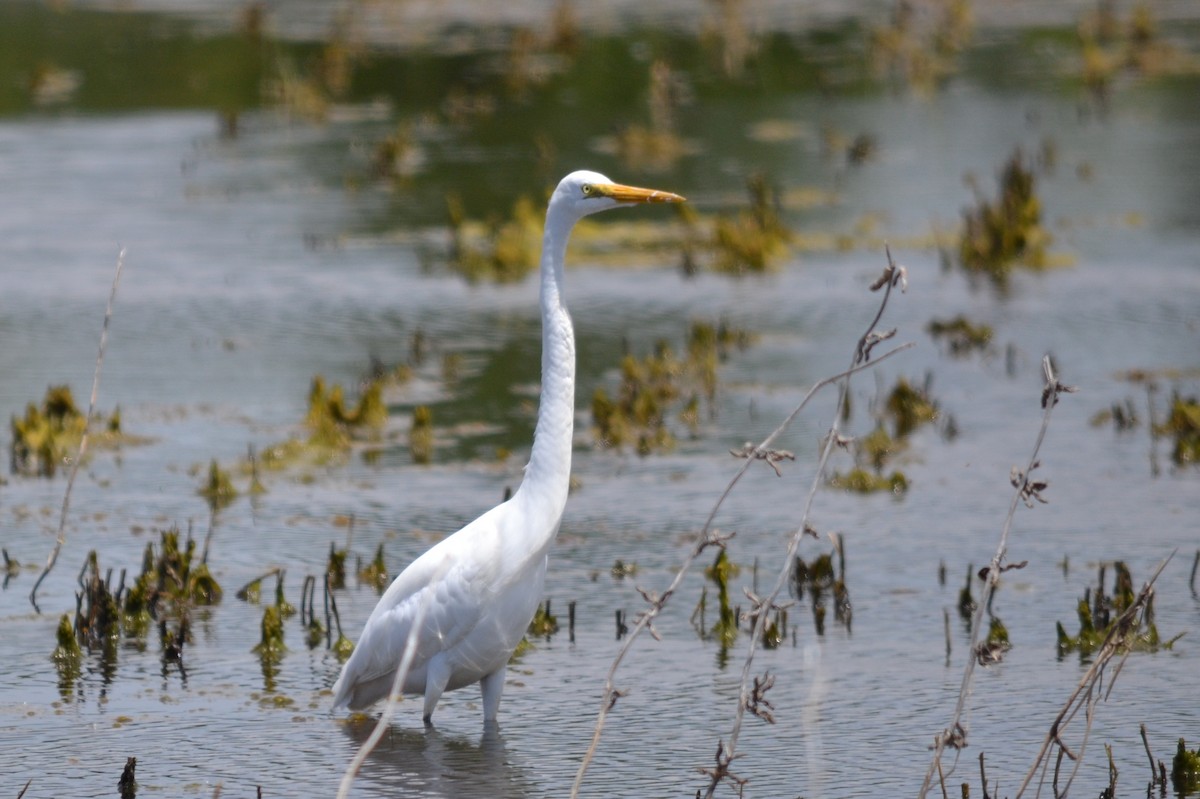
[[423, 653, 452, 724], [480, 666, 505, 723]]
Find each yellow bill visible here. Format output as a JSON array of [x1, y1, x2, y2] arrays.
[[593, 182, 686, 204]]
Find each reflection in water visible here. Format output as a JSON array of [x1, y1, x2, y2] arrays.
[[340, 718, 534, 799]]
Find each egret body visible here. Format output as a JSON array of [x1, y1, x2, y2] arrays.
[[331, 171, 684, 724]]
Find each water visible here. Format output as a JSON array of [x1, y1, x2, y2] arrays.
[[1, 3, 1198, 797]]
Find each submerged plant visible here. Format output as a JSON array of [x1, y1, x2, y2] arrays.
[[958, 149, 1050, 280]]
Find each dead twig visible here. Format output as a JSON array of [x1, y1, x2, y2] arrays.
[[569, 249, 913, 799], [700, 247, 910, 799], [1014, 554, 1173, 799], [919, 355, 1075, 797], [30, 247, 126, 613]]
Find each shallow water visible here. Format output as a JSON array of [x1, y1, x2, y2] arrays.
[[1, 3, 1199, 797]]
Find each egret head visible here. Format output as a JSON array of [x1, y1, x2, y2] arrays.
[[552, 170, 685, 221]]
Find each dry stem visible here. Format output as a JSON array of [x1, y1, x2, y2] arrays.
[[30, 247, 126, 613], [919, 355, 1075, 797], [568, 247, 911, 799]]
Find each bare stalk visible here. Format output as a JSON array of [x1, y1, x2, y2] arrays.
[[569, 248, 911, 799], [918, 355, 1076, 797], [701, 247, 910, 798], [30, 247, 126, 613], [1013, 555, 1172, 799]]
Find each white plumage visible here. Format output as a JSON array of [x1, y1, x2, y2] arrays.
[[331, 171, 684, 724]]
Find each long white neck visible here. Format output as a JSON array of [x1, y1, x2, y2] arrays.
[[513, 205, 576, 539]]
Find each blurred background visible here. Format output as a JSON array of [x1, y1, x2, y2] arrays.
[[1, 1, 1198, 797]]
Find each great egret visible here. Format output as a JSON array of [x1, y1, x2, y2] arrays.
[[331, 171, 685, 724]]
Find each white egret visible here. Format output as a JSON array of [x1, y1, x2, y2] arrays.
[[331, 171, 685, 724]]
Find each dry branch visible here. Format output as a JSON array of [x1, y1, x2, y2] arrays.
[[30, 248, 126, 613], [568, 247, 912, 799]]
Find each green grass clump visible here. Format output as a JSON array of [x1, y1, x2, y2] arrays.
[[958, 149, 1050, 280]]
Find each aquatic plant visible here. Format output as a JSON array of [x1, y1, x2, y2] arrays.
[[706, 549, 739, 650], [327, 542, 348, 590], [357, 543, 389, 592], [828, 464, 908, 494], [51, 612, 82, 699], [528, 600, 559, 637], [869, 0, 974, 92], [371, 122, 424, 181], [790, 543, 851, 635], [926, 315, 993, 357], [958, 149, 1050, 280], [828, 423, 911, 495], [611, 559, 638, 579], [1173, 739, 1200, 795], [957, 563, 977, 620], [885, 376, 940, 437], [199, 458, 238, 511], [447, 193, 542, 283], [592, 320, 754, 454], [409, 405, 434, 464], [1090, 397, 1140, 432], [1156, 392, 1200, 466], [712, 173, 792, 274], [975, 616, 1011, 665], [253, 604, 287, 660], [1056, 561, 1179, 658], [9, 384, 127, 477], [603, 60, 694, 173], [306, 375, 387, 442]]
